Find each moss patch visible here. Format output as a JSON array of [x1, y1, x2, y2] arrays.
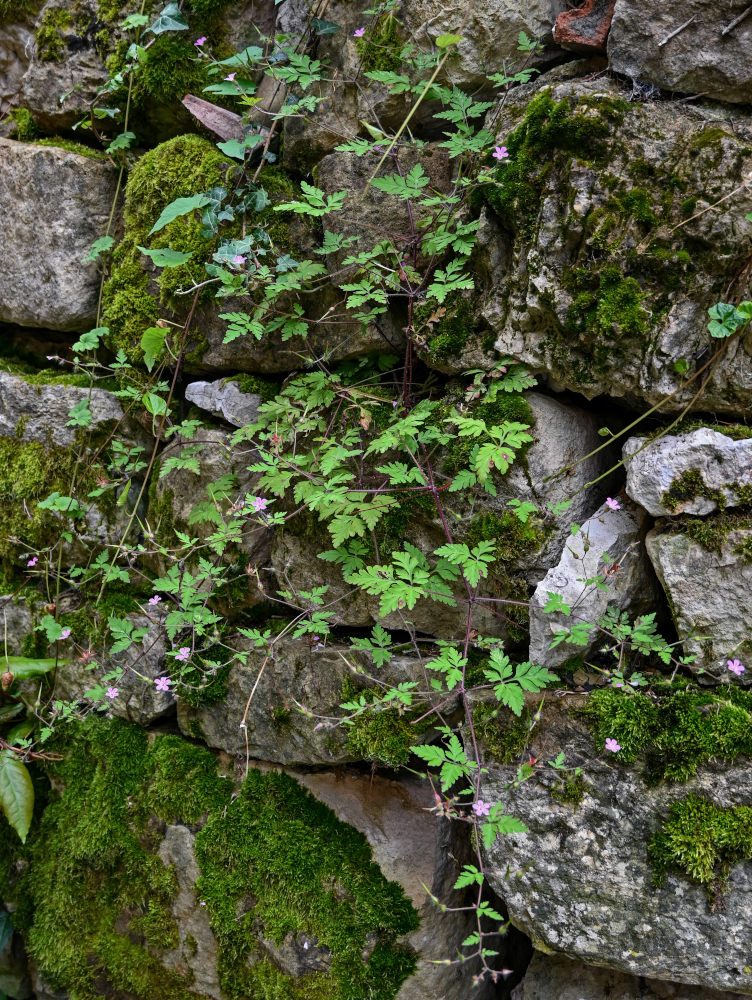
[[35, 137, 106, 159], [650, 794, 752, 905], [473, 702, 531, 763], [678, 511, 752, 560], [583, 685, 752, 784], [356, 13, 403, 73], [8, 108, 40, 141], [16, 718, 419, 1000], [661, 468, 726, 514]]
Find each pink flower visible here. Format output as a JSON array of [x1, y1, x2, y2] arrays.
[[194, 36, 207, 46], [148, 595, 161, 606], [225, 72, 236, 81], [353, 26, 366, 37], [106, 686, 119, 699], [605, 738, 621, 753], [613, 681, 624, 688], [27, 555, 38, 567], [251, 496, 268, 513], [59, 628, 71, 640], [728, 658, 746, 676], [605, 497, 621, 511], [232, 254, 245, 266], [154, 675, 173, 692], [472, 800, 491, 817], [492, 145, 508, 160], [175, 647, 191, 662]]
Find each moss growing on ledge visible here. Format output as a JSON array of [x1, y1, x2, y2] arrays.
[[678, 511, 752, 560], [16, 719, 418, 1000], [355, 12, 403, 73], [650, 794, 752, 905], [474, 702, 531, 763], [583, 685, 752, 784], [662, 468, 726, 514]]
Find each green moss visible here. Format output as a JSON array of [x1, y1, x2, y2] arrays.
[[650, 794, 752, 905], [473, 702, 531, 763], [679, 511, 752, 559], [415, 291, 487, 364], [0, 437, 100, 572], [662, 468, 726, 514], [443, 390, 534, 478], [550, 773, 586, 809], [356, 13, 403, 73], [688, 127, 730, 154], [225, 373, 280, 402], [195, 769, 418, 999], [8, 108, 39, 142], [565, 265, 649, 340], [0, 0, 42, 26], [375, 493, 435, 559], [466, 510, 543, 565], [18, 719, 418, 1000], [613, 188, 656, 226], [35, 5, 71, 61], [35, 137, 106, 159], [342, 678, 422, 769], [480, 89, 627, 232], [582, 686, 752, 784]]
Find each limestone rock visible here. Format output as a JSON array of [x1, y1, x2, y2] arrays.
[[53, 612, 176, 726], [184, 379, 261, 428], [608, 0, 752, 105], [0, 22, 34, 113], [513, 951, 745, 1000], [478, 77, 752, 417], [624, 429, 752, 517], [0, 596, 34, 655], [553, 0, 616, 52], [0, 138, 118, 332], [0, 371, 125, 448], [482, 693, 752, 994], [529, 497, 660, 668], [401, 0, 565, 86], [178, 638, 429, 767], [646, 523, 752, 683]]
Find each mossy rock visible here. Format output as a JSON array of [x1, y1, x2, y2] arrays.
[[12, 718, 419, 1000]]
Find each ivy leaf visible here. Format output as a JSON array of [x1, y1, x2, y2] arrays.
[[0, 752, 33, 843], [137, 245, 194, 268], [140, 326, 167, 372], [0, 656, 60, 679], [106, 130, 136, 152], [148, 194, 211, 236], [146, 2, 188, 35], [311, 17, 340, 35], [72, 326, 108, 353]]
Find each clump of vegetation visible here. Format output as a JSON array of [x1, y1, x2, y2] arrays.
[[583, 686, 752, 784], [473, 703, 531, 763], [650, 794, 752, 906]]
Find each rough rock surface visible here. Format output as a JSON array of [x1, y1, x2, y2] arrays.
[[401, 0, 565, 85], [0, 23, 33, 113], [478, 76, 752, 417], [624, 429, 752, 516], [646, 524, 752, 683], [512, 951, 745, 1000], [608, 0, 752, 105], [184, 379, 261, 428], [0, 371, 125, 448], [0, 596, 34, 655], [482, 693, 752, 994], [178, 638, 430, 766], [53, 612, 176, 726], [554, 0, 616, 52], [0, 138, 117, 331], [0, 924, 32, 1000], [529, 497, 660, 668]]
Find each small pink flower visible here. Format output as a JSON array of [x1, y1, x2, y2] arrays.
[[225, 72, 236, 82], [194, 36, 207, 46], [613, 681, 624, 688], [27, 556, 38, 567], [106, 686, 119, 699], [251, 496, 268, 512], [175, 647, 191, 662], [59, 628, 71, 640], [492, 145, 508, 160], [154, 675, 173, 692], [148, 595, 161, 606], [472, 800, 491, 817], [605, 738, 621, 753], [232, 254, 245, 266], [728, 658, 746, 676], [353, 26, 366, 37], [605, 497, 621, 511]]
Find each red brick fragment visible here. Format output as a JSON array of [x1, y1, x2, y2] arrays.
[[554, 0, 617, 53]]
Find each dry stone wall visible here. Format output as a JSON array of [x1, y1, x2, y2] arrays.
[[1, 1, 752, 999]]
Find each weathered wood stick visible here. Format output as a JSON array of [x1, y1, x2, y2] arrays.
[[721, 3, 752, 35], [657, 15, 695, 47]]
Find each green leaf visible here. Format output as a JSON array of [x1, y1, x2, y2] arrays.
[[106, 130, 136, 152], [66, 399, 92, 428], [137, 245, 194, 268], [146, 2, 188, 34], [217, 134, 264, 160], [435, 33, 462, 48], [0, 656, 59, 680], [140, 326, 167, 372], [72, 326, 108, 353], [311, 17, 340, 34], [148, 194, 211, 236], [82, 236, 115, 263], [0, 751, 34, 843], [142, 391, 167, 416]]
